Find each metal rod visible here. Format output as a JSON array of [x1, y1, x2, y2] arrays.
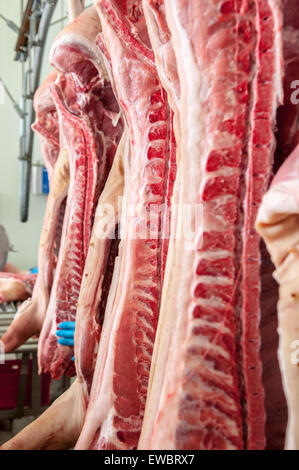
[[0, 13, 20, 34], [50, 14, 68, 26], [0, 77, 26, 118], [49, 2, 92, 26]]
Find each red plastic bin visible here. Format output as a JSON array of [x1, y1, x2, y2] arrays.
[[0, 358, 51, 410]]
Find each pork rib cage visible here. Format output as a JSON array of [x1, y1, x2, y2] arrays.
[[37, 6, 123, 379], [140, 0, 283, 450]]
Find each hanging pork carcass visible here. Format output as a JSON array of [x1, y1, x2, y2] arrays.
[[2, 0, 299, 452]]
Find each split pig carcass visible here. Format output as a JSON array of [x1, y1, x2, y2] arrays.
[[139, 0, 284, 450], [2, 0, 299, 451], [37, 6, 123, 379], [75, 0, 176, 450]]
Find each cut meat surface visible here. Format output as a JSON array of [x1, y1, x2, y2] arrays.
[[75, 0, 175, 450], [37, 82, 93, 378], [142, 0, 178, 279], [142, 0, 180, 114], [257, 143, 299, 450], [139, 0, 283, 450], [32, 70, 60, 184], [38, 6, 122, 379], [32, 69, 67, 287]]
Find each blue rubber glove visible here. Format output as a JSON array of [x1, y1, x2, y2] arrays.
[[56, 321, 76, 361]]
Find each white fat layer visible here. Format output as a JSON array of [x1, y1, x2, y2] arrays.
[[257, 182, 299, 224], [269, 0, 284, 109], [50, 32, 108, 80]]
